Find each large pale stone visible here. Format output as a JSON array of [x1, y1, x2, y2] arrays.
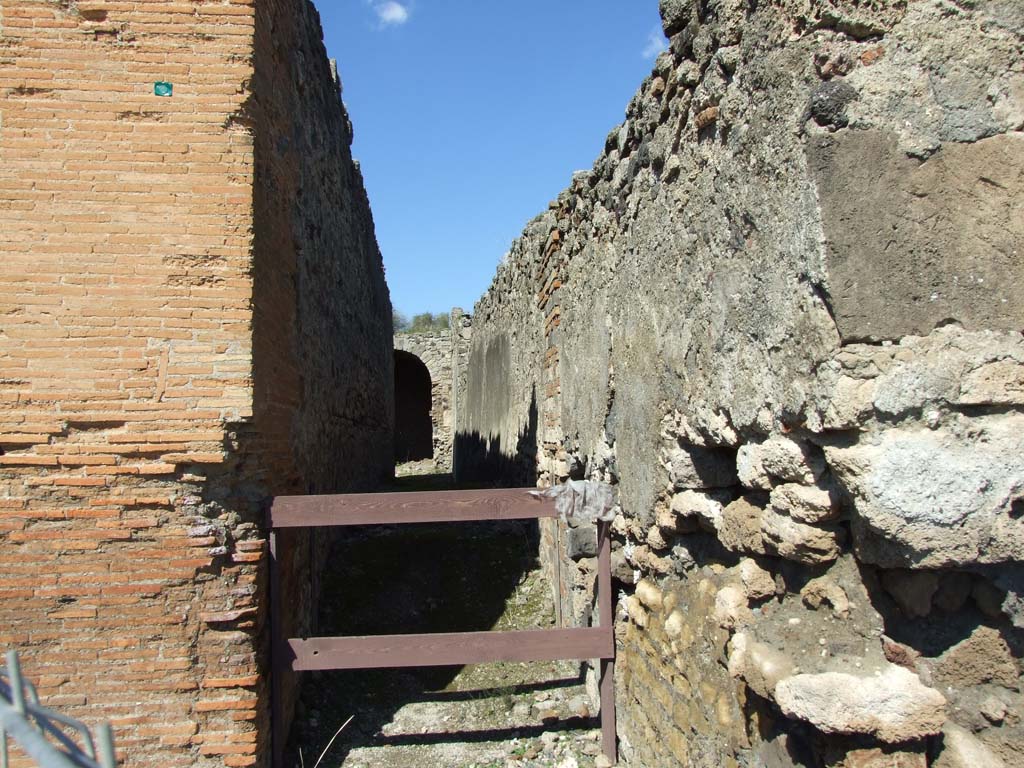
[[827, 415, 1024, 567], [625, 595, 648, 628], [774, 665, 946, 743], [635, 579, 664, 611], [866, 327, 1024, 417], [960, 359, 1024, 406]]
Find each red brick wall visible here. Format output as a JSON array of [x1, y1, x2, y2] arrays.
[[0, 1, 393, 765]]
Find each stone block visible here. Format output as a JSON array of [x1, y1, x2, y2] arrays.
[[774, 665, 946, 743], [828, 415, 1024, 567], [664, 442, 739, 490], [566, 524, 598, 560], [808, 131, 1024, 342]]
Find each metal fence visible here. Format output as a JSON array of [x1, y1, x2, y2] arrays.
[[1, 651, 116, 768]]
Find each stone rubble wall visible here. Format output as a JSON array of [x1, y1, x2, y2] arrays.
[[457, 1, 1024, 766], [0, 1, 393, 766], [394, 329, 455, 470], [449, 306, 473, 477]]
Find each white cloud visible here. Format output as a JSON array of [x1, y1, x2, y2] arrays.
[[641, 27, 667, 59], [374, 1, 409, 26]]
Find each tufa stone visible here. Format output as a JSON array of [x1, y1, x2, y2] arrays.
[[664, 442, 739, 490], [933, 625, 1019, 690], [881, 570, 939, 619], [801, 576, 850, 618], [774, 665, 946, 743], [566, 524, 598, 560], [635, 579, 664, 611], [760, 507, 843, 565], [714, 585, 752, 630], [664, 609, 685, 638], [882, 636, 921, 672], [832, 746, 926, 768], [719, 495, 769, 555], [933, 572, 974, 613], [739, 558, 776, 602], [934, 723, 1006, 768], [972, 579, 1006, 619], [738, 437, 825, 489], [728, 632, 796, 701], [770, 483, 837, 524], [670, 489, 725, 530], [659, 0, 694, 37]]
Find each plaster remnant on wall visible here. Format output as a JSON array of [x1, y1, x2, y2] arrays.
[[456, 1, 1024, 765]]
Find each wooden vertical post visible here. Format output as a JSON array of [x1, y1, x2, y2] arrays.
[[553, 520, 564, 628], [269, 529, 284, 768], [597, 520, 617, 764]]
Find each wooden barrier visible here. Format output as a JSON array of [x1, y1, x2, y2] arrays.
[[268, 488, 617, 766]]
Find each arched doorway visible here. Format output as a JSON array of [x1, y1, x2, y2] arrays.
[[393, 350, 433, 462]]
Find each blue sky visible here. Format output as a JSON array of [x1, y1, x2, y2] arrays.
[[315, 1, 666, 318]]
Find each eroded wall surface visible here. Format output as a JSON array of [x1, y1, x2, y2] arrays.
[[458, 1, 1023, 765], [0, 1, 393, 766]]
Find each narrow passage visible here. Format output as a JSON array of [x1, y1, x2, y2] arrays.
[[288, 463, 607, 768]]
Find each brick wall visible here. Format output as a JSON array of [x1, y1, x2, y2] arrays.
[[0, 1, 393, 766]]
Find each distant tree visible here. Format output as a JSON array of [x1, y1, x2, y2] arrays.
[[392, 309, 410, 332], [397, 311, 450, 334], [408, 312, 434, 333]]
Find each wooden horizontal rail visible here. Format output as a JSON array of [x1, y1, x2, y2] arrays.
[[270, 487, 555, 528], [287, 627, 613, 671], [269, 490, 619, 765]]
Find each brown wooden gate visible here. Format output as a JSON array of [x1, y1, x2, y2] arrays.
[[267, 487, 617, 766]]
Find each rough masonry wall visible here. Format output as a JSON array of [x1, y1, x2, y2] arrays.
[[250, 0, 394, 753], [458, 1, 1023, 766], [449, 307, 473, 477], [394, 329, 454, 470], [0, 2, 393, 766]]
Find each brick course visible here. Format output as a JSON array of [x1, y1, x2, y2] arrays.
[[0, 1, 393, 765]]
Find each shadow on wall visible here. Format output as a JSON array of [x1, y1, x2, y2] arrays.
[[394, 350, 433, 462], [454, 387, 538, 488]]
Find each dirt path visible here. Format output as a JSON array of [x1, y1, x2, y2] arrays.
[[287, 467, 606, 768]]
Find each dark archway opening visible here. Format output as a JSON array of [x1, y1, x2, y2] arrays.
[[393, 349, 433, 462]]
